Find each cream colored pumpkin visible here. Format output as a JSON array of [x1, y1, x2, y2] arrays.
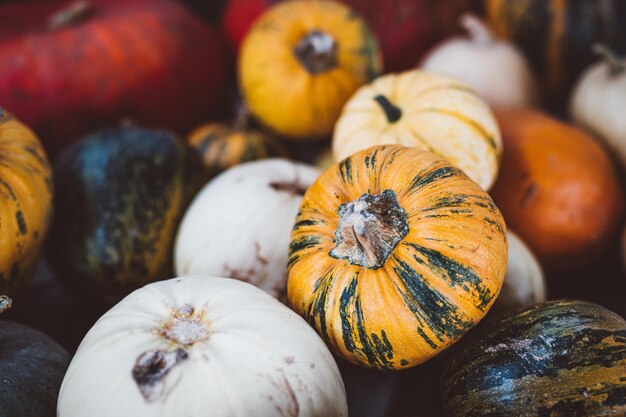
[[492, 231, 546, 313], [332, 69, 501, 190], [57, 276, 348, 417], [570, 45, 626, 170], [175, 159, 320, 299]]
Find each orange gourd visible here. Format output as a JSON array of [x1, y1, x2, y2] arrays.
[[288, 145, 507, 369], [490, 109, 624, 271], [0, 109, 53, 296]]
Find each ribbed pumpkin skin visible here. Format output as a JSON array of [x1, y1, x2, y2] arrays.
[[484, 0, 626, 104], [441, 300, 626, 417], [47, 128, 191, 304], [188, 122, 287, 179], [490, 109, 624, 272], [332, 70, 501, 191], [0, 0, 230, 158], [0, 109, 52, 296], [0, 321, 70, 417], [288, 145, 507, 369], [239, 0, 381, 140]]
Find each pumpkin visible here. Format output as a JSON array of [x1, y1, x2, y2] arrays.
[[332, 70, 502, 191], [0, 321, 70, 417], [47, 127, 201, 304], [175, 159, 319, 299], [58, 276, 348, 417], [288, 145, 508, 369], [483, 0, 626, 106], [0, 109, 53, 296], [223, 0, 473, 72], [441, 300, 626, 417], [490, 109, 624, 272], [421, 14, 539, 109], [0, 0, 230, 158], [239, 0, 381, 140], [491, 230, 545, 314], [570, 45, 626, 170], [188, 110, 288, 180]]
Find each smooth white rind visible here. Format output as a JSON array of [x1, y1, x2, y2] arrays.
[[57, 276, 348, 417]]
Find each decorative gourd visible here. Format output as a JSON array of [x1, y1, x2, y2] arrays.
[[176, 159, 319, 299], [57, 276, 348, 417], [0, 0, 230, 157], [441, 300, 626, 417], [421, 14, 539, 109], [47, 127, 201, 304], [570, 45, 626, 169], [483, 0, 626, 105], [288, 145, 508, 369], [239, 0, 381, 140], [1, 321, 70, 417], [490, 109, 624, 272], [492, 230, 545, 314], [188, 109, 288, 180], [0, 109, 53, 296], [223, 0, 473, 72], [332, 70, 501, 191]]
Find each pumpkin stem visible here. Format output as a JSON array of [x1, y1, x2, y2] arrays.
[[159, 304, 211, 346], [374, 95, 402, 123], [0, 295, 12, 314], [592, 44, 625, 76], [48, 1, 95, 30], [294, 30, 338, 74], [330, 190, 409, 269], [460, 14, 494, 45]]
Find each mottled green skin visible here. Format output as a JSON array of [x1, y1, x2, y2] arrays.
[[0, 321, 70, 417], [47, 127, 201, 304], [441, 300, 626, 417]]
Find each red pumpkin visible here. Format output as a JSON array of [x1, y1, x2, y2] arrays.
[[0, 0, 231, 158], [222, 0, 472, 71]]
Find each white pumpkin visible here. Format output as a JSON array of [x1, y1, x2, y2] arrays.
[[175, 159, 320, 299], [570, 45, 626, 169], [57, 276, 348, 417], [420, 15, 539, 109], [492, 231, 546, 313]]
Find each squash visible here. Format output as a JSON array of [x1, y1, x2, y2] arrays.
[[492, 230, 545, 314], [288, 145, 508, 369], [175, 159, 320, 299], [421, 14, 539, 109], [188, 109, 288, 180], [223, 0, 473, 72], [47, 127, 201, 304], [483, 0, 626, 105], [1, 320, 70, 417], [332, 70, 502, 191], [0, 0, 230, 158], [570, 45, 626, 170], [441, 300, 626, 417], [239, 0, 381, 140], [57, 276, 348, 417], [0, 109, 53, 296], [490, 109, 624, 272]]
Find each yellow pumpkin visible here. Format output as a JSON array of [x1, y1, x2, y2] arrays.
[[189, 116, 287, 179], [239, 0, 382, 140], [0, 109, 52, 296], [288, 145, 507, 369], [332, 70, 502, 190]]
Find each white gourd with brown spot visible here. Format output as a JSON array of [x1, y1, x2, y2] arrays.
[[57, 276, 348, 417], [332, 69, 502, 190], [175, 159, 320, 299]]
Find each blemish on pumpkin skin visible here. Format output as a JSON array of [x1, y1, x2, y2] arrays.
[[132, 348, 188, 402]]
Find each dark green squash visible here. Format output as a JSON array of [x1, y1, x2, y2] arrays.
[[0, 320, 70, 417], [441, 300, 626, 417], [47, 127, 202, 304]]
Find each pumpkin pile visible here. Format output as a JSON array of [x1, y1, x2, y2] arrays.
[[1, 0, 625, 416]]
